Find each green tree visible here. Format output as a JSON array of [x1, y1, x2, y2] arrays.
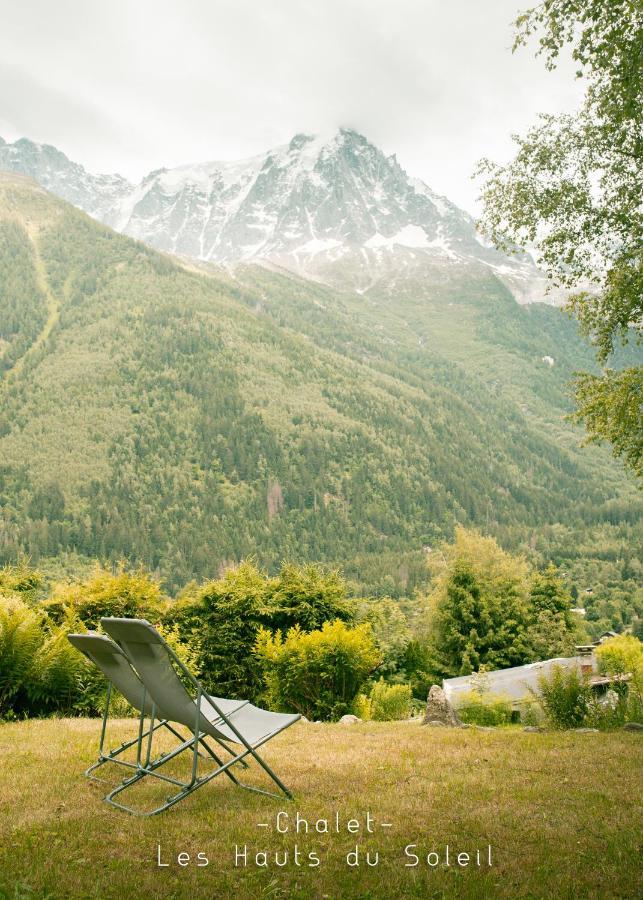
[[477, 0, 642, 477], [268, 562, 355, 631], [425, 529, 532, 677], [527, 566, 581, 659], [357, 597, 411, 675]]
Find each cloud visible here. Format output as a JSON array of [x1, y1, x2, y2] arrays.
[[0, 0, 583, 212]]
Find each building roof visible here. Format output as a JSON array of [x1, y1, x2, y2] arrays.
[[443, 657, 590, 705]]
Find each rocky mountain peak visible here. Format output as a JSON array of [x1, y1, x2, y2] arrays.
[[0, 129, 547, 302]]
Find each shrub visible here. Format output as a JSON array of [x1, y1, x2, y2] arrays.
[[357, 598, 411, 676], [26, 624, 89, 713], [0, 594, 102, 718], [0, 563, 45, 604], [255, 620, 380, 721], [584, 691, 643, 731], [167, 560, 359, 701], [167, 561, 273, 700], [269, 563, 355, 631], [0, 595, 43, 716], [456, 689, 514, 726], [521, 700, 543, 726], [595, 634, 643, 694], [43, 564, 167, 629], [352, 692, 372, 720], [536, 664, 592, 729], [369, 680, 412, 721]]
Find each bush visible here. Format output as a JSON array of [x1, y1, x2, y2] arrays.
[[0, 594, 102, 718], [584, 691, 643, 731], [585, 635, 643, 731], [167, 561, 274, 700], [357, 599, 410, 676], [0, 596, 43, 716], [43, 564, 167, 629], [369, 680, 412, 721], [536, 664, 592, 729], [269, 563, 355, 631], [256, 620, 380, 721], [168, 560, 359, 701], [595, 634, 643, 693], [521, 700, 543, 726], [0, 563, 44, 604], [456, 689, 514, 726], [352, 692, 372, 720]]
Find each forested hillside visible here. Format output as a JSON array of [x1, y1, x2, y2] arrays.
[[0, 174, 639, 630]]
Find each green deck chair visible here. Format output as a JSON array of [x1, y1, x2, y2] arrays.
[[67, 632, 244, 784], [100, 617, 300, 816]]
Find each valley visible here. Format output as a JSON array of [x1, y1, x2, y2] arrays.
[[0, 171, 639, 633]]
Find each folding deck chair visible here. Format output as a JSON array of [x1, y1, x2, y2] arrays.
[[67, 632, 241, 783], [94, 617, 300, 815]]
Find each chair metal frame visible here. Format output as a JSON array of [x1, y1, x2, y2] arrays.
[[89, 618, 300, 816], [68, 631, 249, 790]]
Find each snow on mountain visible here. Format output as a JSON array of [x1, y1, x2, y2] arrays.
[[0, 136, 131, 222], [0, 130, 548, 302]]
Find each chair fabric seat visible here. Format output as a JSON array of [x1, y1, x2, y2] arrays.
[[201, 701, 300, 746]]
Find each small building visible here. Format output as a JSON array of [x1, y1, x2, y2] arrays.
[[443, 645, 629, 712], [442, 656, 593, 709]]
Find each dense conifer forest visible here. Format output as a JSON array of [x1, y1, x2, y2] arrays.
[[0, 175, 640, 634]]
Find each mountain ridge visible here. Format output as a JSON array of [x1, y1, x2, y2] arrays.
[[0, 175, 638, 623], [0, 130, 550, 303]]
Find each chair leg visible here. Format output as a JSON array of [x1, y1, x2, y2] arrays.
[[86, 720, 186, 783], [104, 725, 295, 816]]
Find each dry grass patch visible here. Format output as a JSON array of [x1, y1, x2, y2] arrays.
[[0, 718, 641, 899]]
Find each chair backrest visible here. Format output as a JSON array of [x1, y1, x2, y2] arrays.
[[67, 632, 154, 715], [100, 618, 243, 733]]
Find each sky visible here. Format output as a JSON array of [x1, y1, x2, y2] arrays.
[[0, 0, 583, 214]]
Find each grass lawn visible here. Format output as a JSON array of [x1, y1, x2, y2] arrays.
[[0, 717, 641, 899]]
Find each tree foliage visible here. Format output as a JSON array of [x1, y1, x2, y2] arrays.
[[477, 0, 643, 476], [424, 529, 582, 678], [42, 564, 167, 629], [167, 560, 357, 700], [528, 565, 580, 659], [425, 529, 533, 677], [595, 633, 643, 693]]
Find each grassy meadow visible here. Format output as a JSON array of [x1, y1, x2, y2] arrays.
[[0, 718, 641, 899]]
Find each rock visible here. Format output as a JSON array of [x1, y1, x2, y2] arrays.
[[338, 714, 361, 724], [574, 728, 599, 733], [523, 726, 545, 733], [299, 716, 309, 723], [423, 685, 462, 727], [622, 722, 643, 732], [470, 725, 496, 731], [425, 720, 447, 727]]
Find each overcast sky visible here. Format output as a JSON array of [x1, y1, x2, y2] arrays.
[[0, 0, 583, 214]]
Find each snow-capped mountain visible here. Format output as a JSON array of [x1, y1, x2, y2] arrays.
[[0, 136, 130, 222], [0, 130, 547, 302]]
